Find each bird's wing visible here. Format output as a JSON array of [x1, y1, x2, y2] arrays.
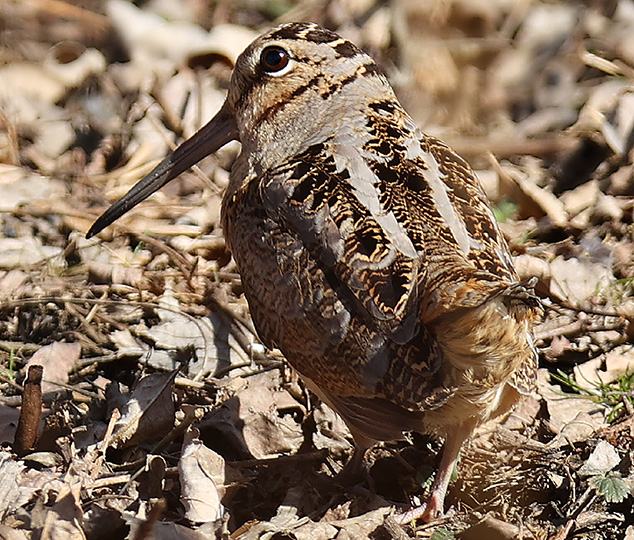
[[411, 135, 519, 320], [262, 136, 421, 344], [262, 100, 517, 337]]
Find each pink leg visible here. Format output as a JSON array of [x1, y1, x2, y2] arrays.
[[396, 423, 473, 524]]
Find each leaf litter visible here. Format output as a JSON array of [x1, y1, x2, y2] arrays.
[[1, 0, 634, 538]]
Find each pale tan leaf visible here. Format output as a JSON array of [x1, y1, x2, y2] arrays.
[[26, 343, 82, 395], [179, 430, 224, 523]]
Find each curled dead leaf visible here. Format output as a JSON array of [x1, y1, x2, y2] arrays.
[[109, 371, 176, 449]]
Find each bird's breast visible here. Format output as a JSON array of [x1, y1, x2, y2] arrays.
[[222, 179, 352, 356]]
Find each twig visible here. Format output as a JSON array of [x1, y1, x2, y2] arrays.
[[230, 449, 328, 468], [64, 300, 108, 345], [136, 233, 197, 285], [13, 364, 43, 456], [535, 320, 624, 341], [449, 135, 577, 159], [85, 473, 132, 490], [381, 516, 413, 540], [151, 403, 205, 455], [0, 340, 42, 354], [0, 296, 214, 374], [29, 0, 109, 28], [89, 407, 121, 480], [549, 519, 575, 540]]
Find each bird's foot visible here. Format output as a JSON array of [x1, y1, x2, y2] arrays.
[[393, 490, 444, 525]]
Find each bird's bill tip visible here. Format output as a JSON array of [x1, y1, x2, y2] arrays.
[[86, 104, 238, 238]]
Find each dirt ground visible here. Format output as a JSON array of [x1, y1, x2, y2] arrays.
[[0, 1, 633, 539]]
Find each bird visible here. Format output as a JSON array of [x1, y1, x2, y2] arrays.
[[87, 22, 541, 522]]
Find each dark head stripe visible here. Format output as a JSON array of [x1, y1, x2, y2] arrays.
[[334, 41, 360, 58], [319, 62, 383, 100], [304, 28, 341, 43], [267, 24, 363, 60], [252, 73, 324, 124], [268, 23, 343, 46], [268, 23, 320, 41]]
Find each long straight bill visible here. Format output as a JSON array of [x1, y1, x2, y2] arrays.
[[87, 102, 238, 238]]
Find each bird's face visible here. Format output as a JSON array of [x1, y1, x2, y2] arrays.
[[226, 23, 393, 171], [87, 23, 395, 237]]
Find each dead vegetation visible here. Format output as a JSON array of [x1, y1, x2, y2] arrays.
[[0, 1, 633, 539]]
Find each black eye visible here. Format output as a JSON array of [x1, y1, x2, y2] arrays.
[[260, 46, 290, 73]]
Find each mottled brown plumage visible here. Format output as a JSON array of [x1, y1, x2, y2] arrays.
[[88, 22, 541, 521]]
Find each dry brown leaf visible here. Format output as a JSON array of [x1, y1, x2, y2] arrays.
[[574, 356, 605, 389], [26, 343, 81, 395], [596, 193, 627, 222], [575, 347, 634, 390], [312, 402, 353, 459], [560, 180, 600, 220], [512, 173, 568, 227], [188, 24, 259, 66], [88, 261, 147, 288], [0, 64, 68, 108], [110, 371, 176, 449], [107, 0, 208, 69], [0, 523, 29, 540], [578, 440, 620, 476], [292, 521, 339, 540], [179, 428, 224, 523], [0, 166, 65, 212], [232, 504, 387, 540], [459, 514, 521, 540], [0, 270, 28, 296], [573, 80, 634, 155], [45, 42, 106, 86], [138, 286, 249, 377], [125, 518, 210, 540], [549, 256, 612, 306], [0, 237, 63, 271], [0, 453, 33, 521], [40, 482, 86, 540], [325, 508, 391, 537], [0, 406, 20, 446], [203, 371, 304, 460], [537, 369, 606, 443], [513, 254, 551, 287]]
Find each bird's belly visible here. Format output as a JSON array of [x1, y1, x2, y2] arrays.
[[227, 218, 341, 343], [423, 294, 538, 432]]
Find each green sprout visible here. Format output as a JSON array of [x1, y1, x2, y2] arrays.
[[592, 473, 629, 504], [493, 199, 519, 224], [551, 368, 634, 423]]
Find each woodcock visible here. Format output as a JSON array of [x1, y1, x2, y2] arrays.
[[88, 22, 541, 521]]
